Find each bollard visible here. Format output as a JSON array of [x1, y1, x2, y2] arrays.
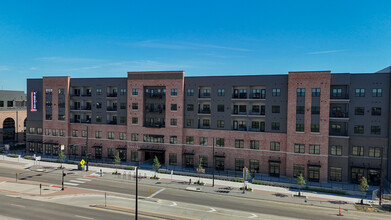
[[40, 184, 42, 196], [16, 173, 18, 182], [100, 169, 103, 177], [338, 206, 342, 216], [105, 192, 107, 207], [149, 188, 152, 195]]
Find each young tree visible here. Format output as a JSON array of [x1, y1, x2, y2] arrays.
[[58, 151, 66, 168], [152, 156, 161, 177], [296, 173, 306, 196], [196, 158, 205, 183], [113, 153, 121, 173], [359, 177, 369, 204]]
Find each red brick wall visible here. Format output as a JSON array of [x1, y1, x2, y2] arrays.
[[0, 110, 27, 144]]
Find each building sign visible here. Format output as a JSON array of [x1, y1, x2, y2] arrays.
[[31, 91, 37, 112]]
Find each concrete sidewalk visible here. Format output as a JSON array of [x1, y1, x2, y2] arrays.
[[0, 155, 376, 208]]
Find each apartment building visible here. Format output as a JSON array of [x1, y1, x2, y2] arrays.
[[0, 90, 27, 145], [26, 67, 391, 185]]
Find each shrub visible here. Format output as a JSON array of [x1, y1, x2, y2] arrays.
[[158, 170, 167, 174], [150, 176, 160, 180], [24, 156, 33, 160], [0, 149, 3, 154], [240, 186, 252, 191], [57, 166, 65, 169], [252, 180, 262, 185], [8, 154, 19, 158], [125, 166, 135, 170], [305, 187, 346, 195], [194, 180, 204, 185], [233, 178, 244, 182], [112, 171, 121, 175]]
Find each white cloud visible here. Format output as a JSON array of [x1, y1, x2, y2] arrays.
[[308, 50, 345, 55]]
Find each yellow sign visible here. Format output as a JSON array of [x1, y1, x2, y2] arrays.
[[80, 159, 85, 168]]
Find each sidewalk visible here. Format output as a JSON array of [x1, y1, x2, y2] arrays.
[[0, 155, 376, 210]]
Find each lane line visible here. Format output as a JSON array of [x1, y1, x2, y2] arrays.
[[10, 204, 26, 208], [64, 182, 79, 186], [69, 180, 86, 183], [207, 208, 216, 213], [147, 188, 165, 199], [74, 215, 94, 220], [248, 213, 258, 218], [77, 178, 91, 181]]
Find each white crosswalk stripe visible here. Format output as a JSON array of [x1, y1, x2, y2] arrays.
[[70, 180, 85, 184], [64, 182, 79, 186], [77, 178, 91, 182]]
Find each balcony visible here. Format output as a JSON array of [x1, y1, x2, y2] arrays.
[[248, 111, 265, 116], [249, 93, 266, 99], [198, 109, 211, 114], [233, 126, 247, 131], [329, 111, 349, 119], [198, 125, 210, 129], [249, 128, 265, 132], [232, 111, 247, 115], [107, 107, 117, 111], [329, 131, 348, 137], [144, 122, 165, 128], [145, 107, 164, 113], [108, 120, 117, 125], [232, 93, 248, 99], [330, 94, 349, 103], [198, 94, 211, 99], [107, 93, 118, 98], [70, 106, 92, 111], [81, 93, 92, 97], [70, 93, 81, 97], [147, 93, 164, 99]]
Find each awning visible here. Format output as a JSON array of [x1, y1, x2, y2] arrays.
[[214, 152, 225, 158], [92, 144, 102, 148], [116, 145, 127, 150], [269, 159, 281, 163], [27, 140, 42, 143], [308, 164, 321, 167], [139, 146, 165, 153], [43, 141, 58, 145], [183, 150, 194, 155]]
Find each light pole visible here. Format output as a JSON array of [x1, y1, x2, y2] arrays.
[[379, 147, 383, 206], [85, 125, 89, 171], [212, 137, 215, 187], [135, 166, 138, 219]]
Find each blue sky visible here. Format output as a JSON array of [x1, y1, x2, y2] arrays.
[[1, 0, 391, 91]]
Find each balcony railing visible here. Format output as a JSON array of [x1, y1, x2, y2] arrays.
[[146, 93, 164, 99], [330, 94, 349, 99], [198, 109, 211, 114], [144, 122, 165, 128], [145, 107, 164, 113], [249, 111, 265, 116], [232, 93, 248, 99], [107, 107, 117, 111], [249, 128, 265, 132], [81, 93, 92, 97], [232, 111, 247, 115], [107, 93, 118, 97], [233, 126, 247, 131], [249, 93, 266, 99], [330, 112, 349, 118], [329, 131, 348, 136], [108, 120, 117, 125], [198, 94, 211, 98], [70, 106, 92, 110]]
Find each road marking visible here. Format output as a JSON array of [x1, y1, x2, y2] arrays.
[[70, 180, 86, 184], [248, 213, 258, 218], [77, 178, 91, 181], [86, 176, 98, 178], [64, 182, 79, 186], [207, 208, 216, 212], [147, 188, 165, 199], [170, 202, 177, 206], [74, 215, 94, 220], [10, 204, 25, 208]]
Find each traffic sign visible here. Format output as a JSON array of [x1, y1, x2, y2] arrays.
[[80, 159, 85, 168]]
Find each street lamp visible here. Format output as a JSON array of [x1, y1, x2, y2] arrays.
[[212, 137, 215, 187], [135, 166, 139, 219], [85, 125, 89, 171]]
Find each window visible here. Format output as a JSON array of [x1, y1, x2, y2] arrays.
[[311, 124, 319, 133], [371, 126, 381, 135], [331, 124, 341, 133], [372, 88, 382, 97], [120, 116, 126, 124], [131, 133, 138, 141], [218, 89, 225, 96], [269, 162, 280, 177], [96, 102, 102, 109], [369, 147, 381, 157], [171, 89, 177, 96], [143, 134, 164, 143], [216, 138, 224, 147], [329, 167, 342, 182], [45, 101, 52, 107], [169, 136, 177, 144], [171, 104, 177, 111], [58, 88, 65, 95], [235, 139, 244, 148], [169, 153, 177, 166], [296, 124, 304, 132], [354, 125, 364, 134], [251, 105, 259, 113], [108, 132, 115, 139], [187, 104, 194, 111], [293, 165, 305, 178], [250, 140, 259, 150], [45, 88, 53, 95], [371, 107, 381, 116], [203, 89, 211, 97], [95, 131, 102, 139], [119, 132, 126, 140], [52, 129, 58, 136], [297, 88, 305, 97], [170, 119, 177, 126], [271, 122, 280, 131], [272, 88, 281, 97], [96, 116, 102, 122], [272, 105, 280, 113], [185, 155, 194, 168], [96, 89, 102, 95], [352, 146, 364, 156], [185, 136, 194, 144], [296, 106, 305, 114], [132, 117, 138, 124], [199, 155, 208, 168], [309, 145, 320, 154], [131, 150, 138, 162], [355, 107, 364, 115], [312, 88, 320, 97], [351, 168, 364, 183], [235, 158, 244, 171], [46, 114, 52, 120], [251, 121, 260, 129], [186, 119, 193, 127], [294, 144, 305, 153], [120, 88, 126, 95], [217, 105, 225, 112], [200, 137, 208, 146], [311, 106, 320, 114], [270, 142, 280, 151], [355, 88, 365, 97], [81, 130, 87, 137], [217, 120, 224, 128], [202, 119, 210, 127], [72, 130, 78, 137], [332, 88, 342, 97], [132, 89, 138, 95], [29, 127, 35, 134], [187, 89, 194, 96], [249, 160, 259, 173], [330, 145, 342, 156], [0, 101, 3, 107]]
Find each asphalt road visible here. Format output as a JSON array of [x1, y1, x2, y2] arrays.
[[0, 194, 150, 220], [0, 166, 389, 220]]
